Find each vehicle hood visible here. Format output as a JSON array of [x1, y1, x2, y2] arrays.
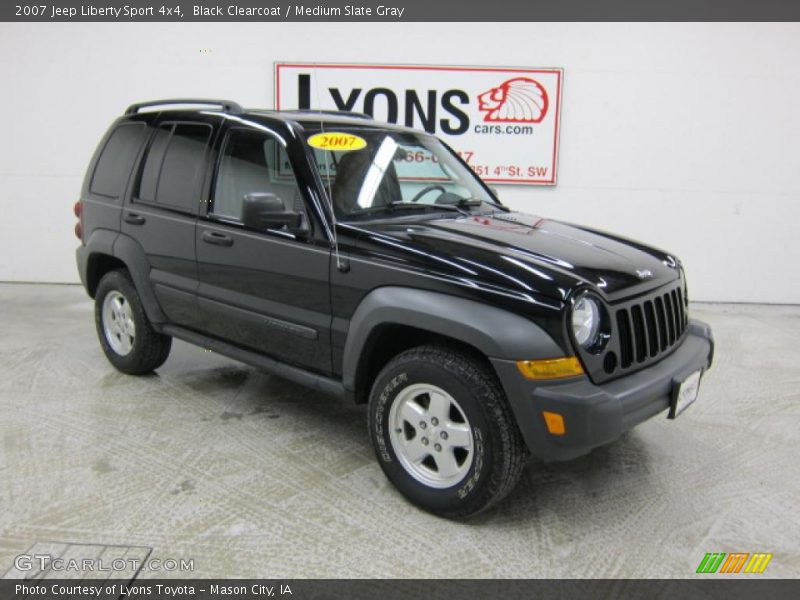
[[349, 212, 681, 302]]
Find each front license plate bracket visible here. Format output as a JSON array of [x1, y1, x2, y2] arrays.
[[668, 368, 702, 419]]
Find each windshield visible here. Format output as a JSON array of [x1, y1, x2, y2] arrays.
[[304, 128, 500, 221]]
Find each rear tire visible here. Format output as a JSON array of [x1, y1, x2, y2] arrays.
[[95, 269, 171, 375], [368, 344, 527, 518]]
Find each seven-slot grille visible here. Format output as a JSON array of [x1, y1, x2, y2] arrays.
[[615, 285, 688, 369]]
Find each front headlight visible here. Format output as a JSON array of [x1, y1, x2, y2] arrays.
[[571, 295, 601, 348]]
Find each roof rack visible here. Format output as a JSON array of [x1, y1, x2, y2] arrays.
[[290, 109, 374, 120], [124, 98, 244, 115]]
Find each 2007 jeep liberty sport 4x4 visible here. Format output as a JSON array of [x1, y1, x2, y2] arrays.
[[75, 99, 714, 518]]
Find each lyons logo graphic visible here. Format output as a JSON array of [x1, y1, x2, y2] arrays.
[[696, 552, 773, 574], [274, 63, 563, 185], [477, 78, 549, 123]]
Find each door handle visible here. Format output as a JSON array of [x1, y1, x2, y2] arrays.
[[202, 231, 234, 247], [123, 212, 145, 225]]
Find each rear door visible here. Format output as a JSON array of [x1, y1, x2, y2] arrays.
[[195, 123, 333, 374], [121, 114, 220, 327]]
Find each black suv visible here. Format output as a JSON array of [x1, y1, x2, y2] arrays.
[[75, 99, 714, 517]]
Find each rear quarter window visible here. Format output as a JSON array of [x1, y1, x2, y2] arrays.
[[90, 123, 148, 198]]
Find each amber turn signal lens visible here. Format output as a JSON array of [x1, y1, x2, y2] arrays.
[[542, 411, 566, 435], [516, 356, 584, 380]]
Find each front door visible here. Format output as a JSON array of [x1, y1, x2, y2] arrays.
[[195, 125, 332, 374]]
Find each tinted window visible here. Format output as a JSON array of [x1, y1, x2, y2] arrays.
[[90, 123, 147, 198], [138, 125, 171, 202], [137, 123, 212, 213], [213, 128, 303, 222]]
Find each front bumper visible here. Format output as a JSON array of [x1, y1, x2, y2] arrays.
[[491, 319, 714, 462]]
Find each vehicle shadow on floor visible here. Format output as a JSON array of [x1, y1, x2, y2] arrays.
[[178, 362, 371, 447], [471, 432, 661, 527], [172, 360, 660, 526]]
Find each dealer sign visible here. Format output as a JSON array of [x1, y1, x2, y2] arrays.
[[274, 63, 563, 185]]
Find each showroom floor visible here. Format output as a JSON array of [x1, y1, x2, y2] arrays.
[[0, 283, 798, 579]]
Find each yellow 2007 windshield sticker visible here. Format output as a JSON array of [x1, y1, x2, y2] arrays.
[[307, 132, 367, 152]]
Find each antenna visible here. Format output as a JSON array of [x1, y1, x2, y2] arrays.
[[311, 64, 348, 272]]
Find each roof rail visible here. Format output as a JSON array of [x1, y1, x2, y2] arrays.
[[291, 109, 374, 120], [124, 98, 244, 115]]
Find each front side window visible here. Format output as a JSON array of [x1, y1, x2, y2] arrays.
[[137, 122, 212, 213], [212, 128, 304, 222], [306, 129, 499, 221]]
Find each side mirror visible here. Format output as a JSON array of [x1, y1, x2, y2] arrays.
[[241, 192, 304, 232]]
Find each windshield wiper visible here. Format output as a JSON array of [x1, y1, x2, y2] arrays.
[[453, 197, 508, 212], [350, 201, 470, 217]]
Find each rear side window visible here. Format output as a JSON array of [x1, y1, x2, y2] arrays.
[[137, 122, 213, 213], [90, 123, 147, 198]]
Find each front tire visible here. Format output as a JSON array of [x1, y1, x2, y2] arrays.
[[368, 345, 527, 518], [95, 269, 172, 375]]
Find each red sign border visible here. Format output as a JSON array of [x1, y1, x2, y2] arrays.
[[274, 62, 562, 185]]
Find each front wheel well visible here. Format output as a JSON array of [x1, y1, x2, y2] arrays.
[[86, 253, 127, 298], [352, 324, 496, 404]]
